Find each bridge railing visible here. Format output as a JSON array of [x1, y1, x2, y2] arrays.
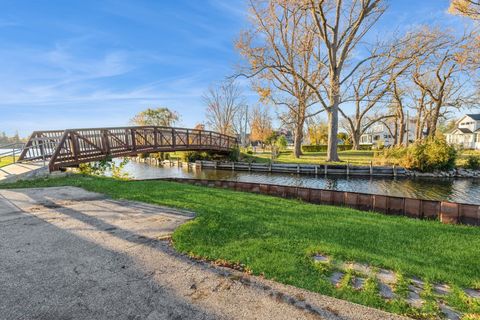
[[18, 126, 238, 171]]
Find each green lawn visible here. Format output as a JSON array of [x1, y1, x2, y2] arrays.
[[248, 150, 377, 166], [248, 149, 480, 168], [1, 175, 479, 317]]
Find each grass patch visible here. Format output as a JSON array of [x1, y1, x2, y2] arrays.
[[1, 175, 479, 316], [248, 150, 376, 166], [248, 149, 479, 168], [0, 156, 17, 168]]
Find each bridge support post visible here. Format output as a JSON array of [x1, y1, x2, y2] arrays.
[[69, 131, 80, 162], [101, 130, 111, 155], [131, 129, 137, 152]]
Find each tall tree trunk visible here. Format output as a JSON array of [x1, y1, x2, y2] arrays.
[[293, 125, 304, 158], [326, 76, 340, 162], [326, 106, 340, 161], [398, 122, 406, 146], [429, 101, 442, 138], [293, 108, 305, 158], [397, 111, 406, 146], [351, 130, 361, 150], [415, 109, 423, 140], [393, 120, 399, 146]]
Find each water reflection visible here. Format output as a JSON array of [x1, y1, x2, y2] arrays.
[[122, 161, 480, 204]]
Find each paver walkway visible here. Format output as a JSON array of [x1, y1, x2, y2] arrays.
[[0, 187, 409, 320], [0, 161, 47, 182]]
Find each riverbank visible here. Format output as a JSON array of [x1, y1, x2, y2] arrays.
[[1, 175, 479, 319], [246, 149, 480, 172], [125, 158, 480, 204]]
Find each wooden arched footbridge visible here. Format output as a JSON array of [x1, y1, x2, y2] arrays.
[[17, 126, 237, 172]]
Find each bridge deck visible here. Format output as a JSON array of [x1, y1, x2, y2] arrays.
[[18, 126, 237, 172]]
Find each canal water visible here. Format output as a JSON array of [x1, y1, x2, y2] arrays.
[[122, 161, 480, 205]]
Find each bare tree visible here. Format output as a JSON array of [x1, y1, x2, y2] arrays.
[[306, 114, 328, 145], [299, 0, 386, 161], [131, 107, 179, 127], [233, 105, 250, 147], [204, 80, 245, 136], [237, 0, 324, 158], [339, 37, 420, 149], [410, 28, 475, 137], [449, 0, 480, 19], [193, 123, 206, 130], [250, 106, 273, 143]]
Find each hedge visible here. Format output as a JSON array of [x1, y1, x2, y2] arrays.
[[301, 144, 372, 152]]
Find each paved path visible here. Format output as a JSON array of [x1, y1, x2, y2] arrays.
[[0, 162, 47, 183], [0, 187, 409, 320]]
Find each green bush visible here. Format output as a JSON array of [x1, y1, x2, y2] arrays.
[[276, 135, 288, 151], [179, 151, 212, 162], [301, 144, 372, 152], [227, 147, 240, 162], [375, 137, 457, 172], [78, 157, 130, 179], [178, 150, 239, 162], [465, 155, 480, 170], [373, 146, 406, 166]]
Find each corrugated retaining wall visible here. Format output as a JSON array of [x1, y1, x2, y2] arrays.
[[158, 178, 480, 226]]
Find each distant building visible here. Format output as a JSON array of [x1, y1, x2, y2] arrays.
[[360, 118, 417, 147], [446, 114, 480, 150]]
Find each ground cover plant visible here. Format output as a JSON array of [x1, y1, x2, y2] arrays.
[[1, 175, 479, 318]]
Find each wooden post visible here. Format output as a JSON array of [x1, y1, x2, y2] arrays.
[[153, 127, 158, 147], [131, 129, 137, 152], [102, 130, 110, 155], [370, 161, 373, 175], [69, 132, 80, 161], [325, 164, 328, 175], [393, 164, 397, 177]]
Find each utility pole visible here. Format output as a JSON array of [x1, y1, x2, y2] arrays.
[[405, 111, 410, 146]]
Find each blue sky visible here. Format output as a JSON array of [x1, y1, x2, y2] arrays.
[[0, 0, 470, 136]]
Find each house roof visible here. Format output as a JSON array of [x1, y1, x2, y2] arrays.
[[466, 114, 480, 121], [458, 127, 473, 134]]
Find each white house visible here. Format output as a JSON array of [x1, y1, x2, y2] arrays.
[[360, 118, 417, 147], [446, 114, 480, 150]]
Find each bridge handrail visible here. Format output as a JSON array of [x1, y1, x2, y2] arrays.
[[18, 126, 238, 171], [26, 126, 237, 139]]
